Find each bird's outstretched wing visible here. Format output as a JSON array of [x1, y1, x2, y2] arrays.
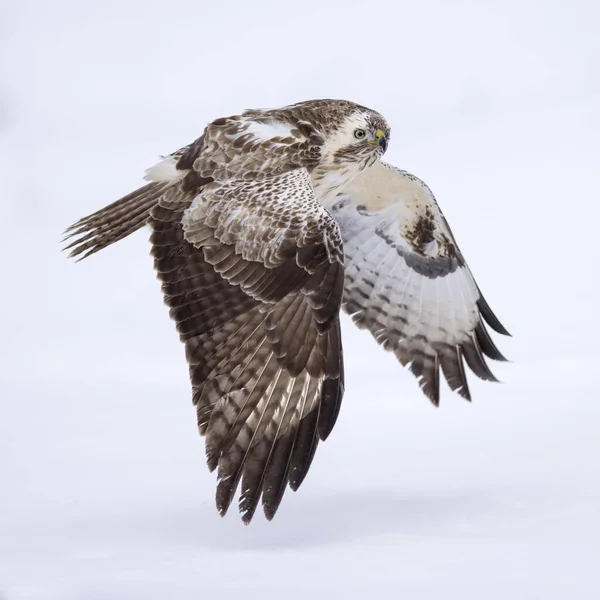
[[329, 161, 509, 405], [152, 167, 344, 524], [64, 113, 344, 523]]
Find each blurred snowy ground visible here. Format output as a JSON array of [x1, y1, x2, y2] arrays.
[[1, 0, 599, 598]]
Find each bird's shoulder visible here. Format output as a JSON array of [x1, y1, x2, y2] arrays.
[[145, 110, 323, 186]]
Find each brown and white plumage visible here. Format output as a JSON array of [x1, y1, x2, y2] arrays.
[[327, 161, 509, 405], [62, 98, 508, 523], [149, 183, 343, 523]]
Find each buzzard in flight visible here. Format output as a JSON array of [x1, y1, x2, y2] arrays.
[[63, 99, 509, 523]]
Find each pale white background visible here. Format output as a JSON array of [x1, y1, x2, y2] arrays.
[[1, 1, 599, 598]]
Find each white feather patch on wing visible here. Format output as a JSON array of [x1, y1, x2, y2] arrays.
[[144, 155, 187, 183], [244, 120, 294, 142]]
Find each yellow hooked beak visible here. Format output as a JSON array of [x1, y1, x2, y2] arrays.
[[370, 129, 388, 151]]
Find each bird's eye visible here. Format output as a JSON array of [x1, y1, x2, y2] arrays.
[[353, 129, 366, 140]]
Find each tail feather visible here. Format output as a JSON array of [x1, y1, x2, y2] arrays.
[[62, 182, 173, 260]]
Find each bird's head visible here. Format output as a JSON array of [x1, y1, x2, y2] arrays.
[[321, 106, 390, 166]]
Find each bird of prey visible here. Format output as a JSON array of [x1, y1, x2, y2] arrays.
[[63, 98, 509, 524]]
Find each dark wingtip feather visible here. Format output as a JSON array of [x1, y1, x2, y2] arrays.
[[414, 367, 440, 407], [439, 346, 471, 402], [407, 352, 441, 407], [216, 483, 235, 519], [455, 346, 471, 401], [418, 354, 440, 407], [456, 383, 472, 402], [419, 376, 440, 407], [317, 376, 344, 440], [461, 334, 501, 383], [263, 506, 278, 522], [261, 429, 298, 522], [240, 498, 258, 525], [475, 321, 508, 362], [477, 292, 511, 337], [205, 449, 219, 473], [215, 458, 244, 520], [288, 410, 320, 492]]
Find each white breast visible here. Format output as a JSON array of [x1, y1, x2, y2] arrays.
[[311, 162, 365, 203]]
